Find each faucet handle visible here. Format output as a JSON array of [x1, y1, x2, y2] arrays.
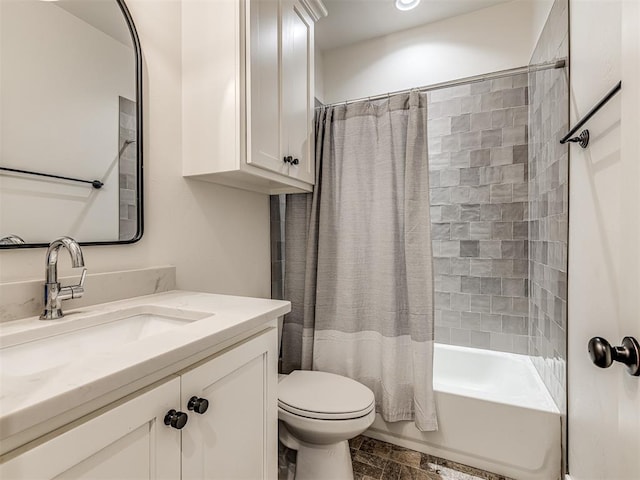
[[78, 268, 87, 288], [68, 268, 87, 299]]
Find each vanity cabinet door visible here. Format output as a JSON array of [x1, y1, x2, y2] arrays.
[[181, 329, 278, 480], [281, 0, 315, 185], [0, 378, 181, 480]]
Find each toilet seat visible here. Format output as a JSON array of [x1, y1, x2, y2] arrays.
[[278, 370, 375, 420]]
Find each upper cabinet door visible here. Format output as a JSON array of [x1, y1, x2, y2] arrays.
[[247, 0, 286, 175], [180, 330, 278, 480], [0, 378, 181, 480], [281, 0, 315, 185]]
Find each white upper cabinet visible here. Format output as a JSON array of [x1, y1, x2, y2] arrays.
[[182, 0, 326, 195]]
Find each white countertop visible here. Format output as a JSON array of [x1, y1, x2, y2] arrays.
[[0, 291, 290, 448]]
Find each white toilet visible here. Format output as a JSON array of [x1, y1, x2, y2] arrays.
[[278, 370, 376, 480]]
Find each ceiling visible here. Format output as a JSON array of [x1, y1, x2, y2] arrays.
[[56, 0, 133, 47], [316, 0, 513, 51]]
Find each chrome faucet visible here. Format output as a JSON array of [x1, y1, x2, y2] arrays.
[[41, 237, 87, 320]]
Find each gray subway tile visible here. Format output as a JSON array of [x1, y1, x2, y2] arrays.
[[435, 291, 451, 308], [441, 205, 461, 221], [490, 184, 513, 203], [469, 294, 491, 313], [481, 129, 502, 148], [513, 144, 528, 164], [450, 328, 471, 346], [512, 183, 528, 202], [470, 259, 493, 277], [435, 326, 451, 343], [491, 108, 514, 128], [471, 112, 492, 131], [461, 311, 482, 329], [480, 204, 502, 221], [460, 131, 482, 150], [490, 147, 514, 166], [451, 258, 471, 275], [450, 150, 471, 168], [479, 240, 502, 258], [450, 222, 470, 240], [469, 221, 492, 239], [490, 332, 514, 352], [451, 114, 471, 133], [440, 169, 461, 187], [451, 293, 471, 311], [470, 149, 491, 167], [492, 222, 513, 239], [451, 187, 471, 204], [502, 164, 526, 184], [492, 259, 514, 276], [503, 126, 527, 146], [501, 202, 525, 221], [470, 330, 491, 348], [461, 276, 482, 294], [502, 240, 526, 259], [460, 240, 480, 257], [439, 240, 460, 257], [433, 258, 451, 274], [502, 315, 528, 335], [440, 309, 462, 327], [503, 278, 526, 296], [460, 204, 481, 221], [481, 277, 502, 295], [436, 274, 462, 292], [492, 296, 513, 314], [503, 87, 527, 108], [460, 168, 480, 186], [431, 223, 451, 240], [430, 187, 450, 205], [481, 313, 503, 333]]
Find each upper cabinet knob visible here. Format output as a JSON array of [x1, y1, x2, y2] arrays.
[[283, 156, 293, 164], [588, 336, 640, 376], [188, 396, 209, 414], [291, 158, 299, 165], [164, 409, 188, 429]]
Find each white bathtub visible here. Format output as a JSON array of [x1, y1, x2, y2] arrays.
[[365, 344, 562, 480]]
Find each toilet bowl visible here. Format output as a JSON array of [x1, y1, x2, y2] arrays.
[[278, 370, 376, 480]]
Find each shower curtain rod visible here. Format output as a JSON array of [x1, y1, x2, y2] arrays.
[[319, 59, 566, 108]]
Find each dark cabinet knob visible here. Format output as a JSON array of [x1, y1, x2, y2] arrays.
[[291, 158, 299, 165], [283, 156, 293, 164], [588, 336, 640, 376], [187, 396, 209, 414], [164, 409, 188, 429]]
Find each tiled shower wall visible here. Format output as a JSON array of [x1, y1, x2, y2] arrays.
[[119, 96, 138, 241], [428, 78, 530, 353], [528, 0, 569, 412]]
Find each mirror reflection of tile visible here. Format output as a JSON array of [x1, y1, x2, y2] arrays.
[[119, 96, 137, 241]]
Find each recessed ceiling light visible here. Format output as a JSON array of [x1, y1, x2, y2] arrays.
[[395, 0, 420, 11]]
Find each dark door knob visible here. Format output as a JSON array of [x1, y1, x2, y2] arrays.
[[588, 336, 640, 376], [187, 396, 209, 414], [164, 409, 188, 429]]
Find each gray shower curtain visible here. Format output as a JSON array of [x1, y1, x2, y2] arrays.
[[281, 91, 437, 431]]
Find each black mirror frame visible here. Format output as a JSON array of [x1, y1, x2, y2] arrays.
[[0, 0, 144, 249]]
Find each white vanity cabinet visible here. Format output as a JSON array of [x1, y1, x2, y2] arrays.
[[182, 0, 325, 194], [0, 329, 278, 480]]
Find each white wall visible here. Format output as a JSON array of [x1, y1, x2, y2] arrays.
[[0, 0, 271, 300], [321, 0, 552, 104], [0, 1, 134, 243], [567, 0, 640, 479]]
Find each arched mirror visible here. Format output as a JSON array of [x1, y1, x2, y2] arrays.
[[0, 0, 143, 247]]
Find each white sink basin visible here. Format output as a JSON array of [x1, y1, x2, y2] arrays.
[[0, 305, 213, 376]]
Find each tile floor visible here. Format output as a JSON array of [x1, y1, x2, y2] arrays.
[[279, 435, 512, 480]]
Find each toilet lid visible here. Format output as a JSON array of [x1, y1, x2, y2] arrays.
[[278, 371, 375, 420]]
